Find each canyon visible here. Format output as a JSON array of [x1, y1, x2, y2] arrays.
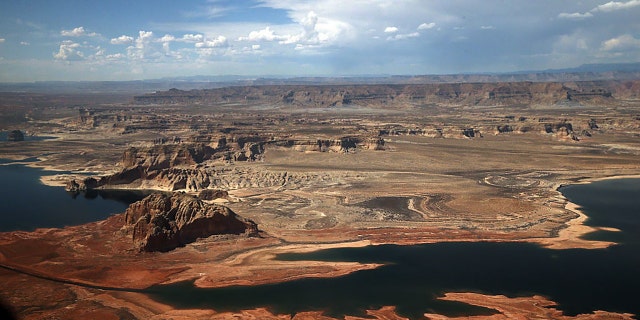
[[0, 78, 639, 319]]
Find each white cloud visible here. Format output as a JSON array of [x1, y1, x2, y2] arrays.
[[137, 31, 154, 42], [195, 35, 229, 48], [558, 12, 593, 20], [158, 34, 176, 53], [0, 38, 5, 43], [53, 40, 84, 61], [274, 11, 351, 48], [384, 26, 399, 33], [601, 34, 640, 51], [559, 0, 639, 21], [61, 26, 99, 37], [126, 31, 155, 60], [9, 1, 640, 81], [181, 34, 205, 43], [106, 53, 126, 61], [592, 0, 640, 12], [20, 41, 30, 46], [418, 22, 436, 30], [110, 35, 134, 45], [159, 34, 176, 42], [387, 32, 420, 41], [238, 27, 288, 42]]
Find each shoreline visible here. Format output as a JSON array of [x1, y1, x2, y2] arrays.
[[3, 158, 639, 293], [6, 156, 638, 252], [525, 175, 640, 250]]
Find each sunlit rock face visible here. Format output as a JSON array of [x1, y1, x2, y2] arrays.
[[123, 193, 258, 252]]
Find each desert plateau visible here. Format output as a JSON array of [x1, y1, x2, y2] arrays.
[[0, 76, 639, 319]]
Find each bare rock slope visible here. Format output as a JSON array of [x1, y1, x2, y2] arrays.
[[133, 80, 640, 107], [122, 192, 258, 252]]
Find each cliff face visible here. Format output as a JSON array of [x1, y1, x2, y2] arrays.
[[133, 80, 638, 107], [121, 144, 216, 170], [96, 143, 232, 191], [122, 193, 258, 252]]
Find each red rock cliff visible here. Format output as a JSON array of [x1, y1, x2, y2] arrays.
[[122, 193, 258, 252]]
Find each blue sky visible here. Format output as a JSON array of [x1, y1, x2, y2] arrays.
[[1, 0, 639, 82]]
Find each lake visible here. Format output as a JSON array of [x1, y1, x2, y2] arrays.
[[0, 161, 148, 232], [1, 162, 638, 318], [146, 178, 640, 318]]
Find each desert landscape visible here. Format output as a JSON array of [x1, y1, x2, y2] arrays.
[[0, 77, 639, 319]]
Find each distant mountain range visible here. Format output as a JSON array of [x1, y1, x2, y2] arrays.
[[511, 62, 640, 74], [1, 62, 639, 94]]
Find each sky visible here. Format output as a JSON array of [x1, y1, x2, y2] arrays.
[[0, 0, 639, 82]]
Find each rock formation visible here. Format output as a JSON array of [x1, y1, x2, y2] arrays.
[[65, 177, 98, 192], [462, 128, 482, 138], [83, 133, 385, 191], [122, 193, 258, 252], [496, 125, 514, 134], [133, 80, 636, 108], [198, 189, 229, 200], [121, 144, 216, 170], [7, 130, 24, 141]]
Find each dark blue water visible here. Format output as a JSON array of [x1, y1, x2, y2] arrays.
[[0, 162, 147, 232], [561, 178, 640, 245], [0, 162, 637, 318], [146, 178, 640, 319]]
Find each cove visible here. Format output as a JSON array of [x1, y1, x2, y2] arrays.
[[147, 178, 640, 319], [0, 161, 148, 232]]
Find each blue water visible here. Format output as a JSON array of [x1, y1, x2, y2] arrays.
[[146, 178, 640, 318], [0, 162, 147, 232], [0, 162, 638, 318]]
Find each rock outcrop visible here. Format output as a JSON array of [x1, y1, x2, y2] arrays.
[[65, 177, 98, 192], [462, 128, 482, 138], [7, 130, 24, 141], [90, 134, 384, 190], [121, 144, 216, 170], [94, 144, 220, 191], [122, 193, 258, 252], [133, 80, 637, 108], [198, 189, 229, 200]]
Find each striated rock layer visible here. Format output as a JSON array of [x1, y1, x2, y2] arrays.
[[69, 135, 384, 192], [133, 80, 640, 107], [122, 193, 258, 252]]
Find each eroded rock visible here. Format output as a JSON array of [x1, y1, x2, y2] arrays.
[[199, 189, 229, 200], [122, 193, 258, 252], [65, 177, 98, 192], [7, 130, 24, 141]]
